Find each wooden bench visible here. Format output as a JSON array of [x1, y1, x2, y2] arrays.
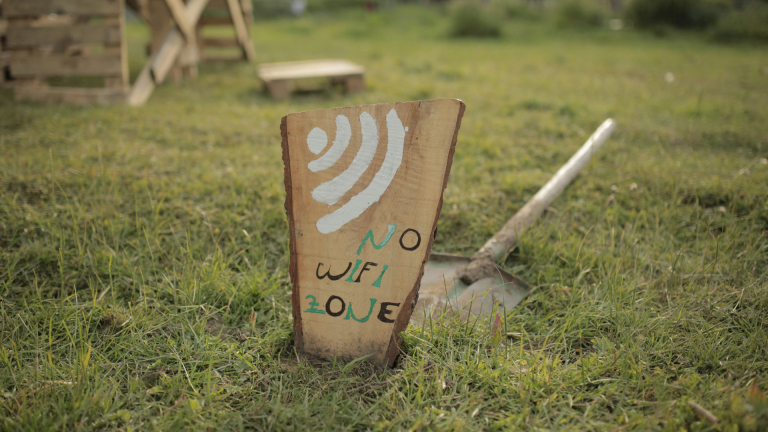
[[258, 59, 365, 99]]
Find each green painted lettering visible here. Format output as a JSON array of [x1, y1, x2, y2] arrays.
[[344, 298, 378, 323], [372, 265, 389, 288], [304, 295, 326, 314], [345, 259, 363, 282], [357, 224, 397, 255]]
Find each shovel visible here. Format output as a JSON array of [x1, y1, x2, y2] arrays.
[[413, 119, 616, 323]]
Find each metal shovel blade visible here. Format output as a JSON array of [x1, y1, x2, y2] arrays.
[[410, 119, 616, 326], [411, 253, 529, 325]]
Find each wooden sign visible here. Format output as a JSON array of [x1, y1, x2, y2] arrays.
[[281, 99, 465, 366]]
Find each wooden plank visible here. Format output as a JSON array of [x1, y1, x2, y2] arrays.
[[4, 0, 122, 17], [177, 39, 200, 67], [164, 0, 195, 42], [117, 0, 129, 87], [103, 45, 121, 55], [105, 76, 124, 88], [100, 16, 121, 25], [8, 77, 48, 88], [225, 0, 253, 61], [343, 75, 365, 93], [259, 60, 365, 82], [282, 99, 465, 366], [240, 0, 252, 17], [205, 0, 228, 8], [148, 0, 174, 54], [146, 0, 199, 81], [200, 53, 242, 62], [14, 86, 127, 104], [197, 16, 232, 26], [148, 31, 185, 81], [200, 37, 238, 47], [6, 17, 36, 28], [10, 54, 123, 77], [126, 66, 154, 105], [181, 64, 197, 79], [5, 24, 122, 48], [265, 79, 292, 99], [206, 0, 249, 14]]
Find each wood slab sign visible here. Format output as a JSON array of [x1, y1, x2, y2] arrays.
[[282, 99, 465, 366]]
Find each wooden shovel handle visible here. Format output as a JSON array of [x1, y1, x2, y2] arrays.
[[459, 119, 616, 284]]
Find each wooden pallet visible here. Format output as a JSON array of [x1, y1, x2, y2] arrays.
[[0, 16, 8, 87], [3, 0, 129, 104], [258, 59, 365, 99], [2, 0, 252, 105]]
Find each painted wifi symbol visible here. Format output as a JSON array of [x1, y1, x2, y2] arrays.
[[306, 109, 407, 234]]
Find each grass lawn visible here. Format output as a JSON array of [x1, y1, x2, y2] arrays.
[[1, 5, 767, 430]]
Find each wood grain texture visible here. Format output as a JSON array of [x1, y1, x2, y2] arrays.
[[163, 0, 196, 42], [13, 86, 127, 104], [205, 0, 229, 7], [4, 0, 122, 17], [10, 54, 123, 77], [3, 0, 129, 102], [117, 0, 129, 88], [196, 16, 233, 26], [259, 60, 364, 82], [5, 24, 123, 48], [224, 0, 254, 61], [282, 99, 465, 366], [200, 37, 239, 47]]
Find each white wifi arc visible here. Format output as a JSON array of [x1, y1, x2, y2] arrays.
[[306, 109, 407, 234]]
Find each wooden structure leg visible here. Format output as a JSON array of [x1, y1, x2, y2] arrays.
[[127, 0, 210, 105], [266, 80, 291, 99], [343, 75, 365, 93], [148, 0, 199, 84], [225, 0, 254, 62]]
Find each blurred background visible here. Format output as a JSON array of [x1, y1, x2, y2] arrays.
[[237, 0, 767, 41], [1, 0, 767, 429]]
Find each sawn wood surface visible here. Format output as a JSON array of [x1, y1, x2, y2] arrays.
[[282, 99, 465, 366]]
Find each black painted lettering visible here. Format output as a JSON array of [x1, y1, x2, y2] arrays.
[[316, 262, 352, 281], [354, 261, 378, 283], [325, 295, 346, 317], [399, 228, 421, 251], [377, 302, 401, 323]]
